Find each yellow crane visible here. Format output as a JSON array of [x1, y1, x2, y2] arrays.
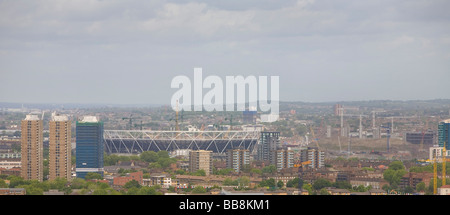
[[434, 153, 437, 195], [294, 160, 312, 168], [443, 144, 447, 187], [433, 144, 447, 194], [294, 160, 312, 191]]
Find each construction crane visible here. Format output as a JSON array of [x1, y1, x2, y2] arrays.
[[225, 115, 233, 130], [434, 151, 438, 195], [419, 131, 426, 152], [443, 146, 447, 187], [196, 124, 205, 139], [122, 114, 138, 130], [134, 120, 143, 130], [175, 100, 179, 131], [224, 115, 233, 138], [419, 118, 429, 152], [380, 124, 391, 153], [309, 126, 321, 150], [371, 110, 386, 128], [294, 160, 312, 191], [338, 108, 368, 138]]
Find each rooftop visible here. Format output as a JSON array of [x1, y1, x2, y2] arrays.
[[441, 119, 450, 124], [24, 115, 40, 121], [52, 114, 69, 122], [79, 116, 99, 123]]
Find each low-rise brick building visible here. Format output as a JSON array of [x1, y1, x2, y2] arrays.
[[113, 171, 143, 187]]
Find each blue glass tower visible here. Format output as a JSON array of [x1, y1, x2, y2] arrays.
[[439, 120, 450, 149], [75, 116, 104, 179]]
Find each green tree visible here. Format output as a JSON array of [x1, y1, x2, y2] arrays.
[[214, 168, 233, 175], [7, 175, 27, 188], [354, 185, 371, 192], [85, 172, 103, 180], [137, 186, 159, 195], [157, 150, 170, 159], [389, 161, 405, 170], [70, 178, 87, 189], [237, 176, 250, 188], [383, 169, 406, 188], [49, 178, 67, 190], [312, 178, 332, 191], [191, 169, 206, 176], [277, 180, 284, 188], [262, 165, 277, 174], [416, 182, 426, 192], [97, 182, 110, 189], [104, 154, 121, 166], [286, 178, 300, 188], [223, 178, 234, 186], [109, 189, 122, 195], [382, 184, 391, 192], [140, 151, 159, 163], [93, 188, 108, 195], [20, 185, 44, 195], [0, 179, 8, 188], [260, 178, 276, 188], [124, 180, 141, 189], [302, 183, 313, 194], [126, 187, 140, 195], [192, 186, 207, 193], [361, 167, 375, 171], [403, 186, 414, 194], [175, 169, 186, 175], [149, 162, 162, 169], [250, 168, 262, 175], [157, 157, 176, 169], [383, 161, 407, 188], [319, 188, 330, 195]]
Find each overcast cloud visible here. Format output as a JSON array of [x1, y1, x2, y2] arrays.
[[0, 0, 449, 104]]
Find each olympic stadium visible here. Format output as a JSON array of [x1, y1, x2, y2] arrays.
[[103, 130, 260, 155]]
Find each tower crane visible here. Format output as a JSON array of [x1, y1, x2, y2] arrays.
[[434, 150, 438, 195], [309, 126, 321, 150], [224, 115, 233, 138], [380, 124, 391, 153], [176, 100, 179, 131], [294, 160, 312, 191], [419, 118, 429, 152], [371, 110, 385, 128], [443, 146, 447, 187], [122, 114, 140, 130]]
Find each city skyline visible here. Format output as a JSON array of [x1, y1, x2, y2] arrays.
[[0, 0, 449, 105]]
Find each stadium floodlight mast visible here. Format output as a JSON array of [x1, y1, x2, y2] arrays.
[[170, 67, 279, 122]]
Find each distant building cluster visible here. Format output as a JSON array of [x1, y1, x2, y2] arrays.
[[19, 113, 104, 182], [2, 105, 449, 195]]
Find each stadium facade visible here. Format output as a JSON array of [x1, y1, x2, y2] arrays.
[[103, 130, 261, 155]]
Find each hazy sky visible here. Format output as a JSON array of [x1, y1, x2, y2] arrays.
[[0, 0, 449, 105]]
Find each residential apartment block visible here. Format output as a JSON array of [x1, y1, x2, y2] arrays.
[[189, 150, 212, 176], [49, 114, 72, 181], [271, 149, 294, 171], [21, 115, 43, 181], [226, 148, 250, 173], [300, 147, 325, 169]]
